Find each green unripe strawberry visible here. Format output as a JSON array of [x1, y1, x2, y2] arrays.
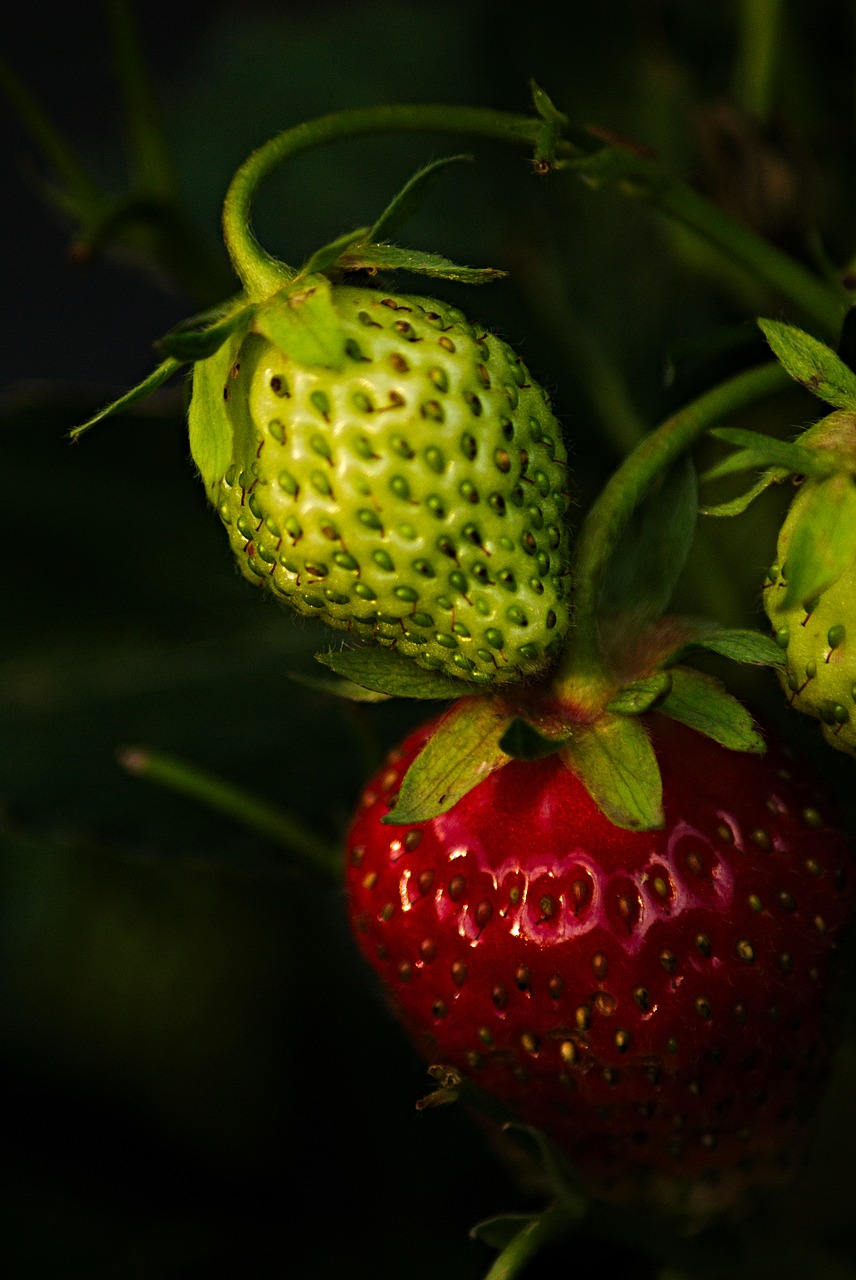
[[210, 285, 571, 685], [765, 481, 856, 757]]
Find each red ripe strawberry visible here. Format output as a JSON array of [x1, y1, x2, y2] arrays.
[[346, 714, 854, 1219]]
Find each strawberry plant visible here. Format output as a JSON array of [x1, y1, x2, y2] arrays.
[[5, 3, 856, 1277]]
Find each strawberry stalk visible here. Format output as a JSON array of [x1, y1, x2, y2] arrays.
[[555, 359, 792, 712], [220, 104, 846, 331], [221, 105, 546, 297]]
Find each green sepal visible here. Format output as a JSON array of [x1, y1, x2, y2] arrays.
[[470, 1214, 539, 1251], [69, 356, 185, 441], [500, 719, 569, 760], [600, 455, 697, 626], [700, 467, 787, 517], [383, 698, 511, 824], [287, 670, 390, 704], [759, 318, 856, 409], [531, 81, 568, 172], [665, 627, 785, 668], [704, 428, 840, 482], [656, 667, 764, 752], [253, 275, 347, 369], [370, 155, 474, 243], [315, 647, 475, 700], [158, 299, 255, 362], [338, 241, 506, 285], [531, 80, 569, 126], [302, 227, 371, 277], [607, 672, 673, 715], [188, 332, 243, 493], [779, 473, 856, 608], [560, 714, 664, 831]]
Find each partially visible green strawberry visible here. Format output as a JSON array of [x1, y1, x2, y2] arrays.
[[210, 284, 571, 686], [715, 321, 856, 756], [765, 478, 856, 757]]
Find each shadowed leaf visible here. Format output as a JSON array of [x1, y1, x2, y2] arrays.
[[316, 648, 474, 699]]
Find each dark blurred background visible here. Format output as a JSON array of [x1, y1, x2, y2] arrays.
[[3, 2, 856, 1275]]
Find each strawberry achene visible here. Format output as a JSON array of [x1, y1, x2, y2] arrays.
[[346, 715, 854, 1217]]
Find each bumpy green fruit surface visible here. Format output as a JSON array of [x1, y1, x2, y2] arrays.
[[765, 484, 856, 756], [213, 286, 571, 684]]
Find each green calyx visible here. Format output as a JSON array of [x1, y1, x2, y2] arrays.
[[376, 615, 784, 833]]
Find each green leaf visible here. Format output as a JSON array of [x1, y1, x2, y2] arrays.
[[253, 275, 347, 369], [560, 715, 664, 831], [302, 227, 371, 276], [530, 80, 568, 125], [158, 300, 255, 362], [666, 627, 785, 668], [315, 648, 474, 700], [704, 428, 840, 482], [370, 155, 474, 243], [500, 719, 569, 760], [656, 667, 764, 751], [69, 356, 185, 441], [470, 1214, 539, 1251], [600, 455, 698, 625], [607, 672, 673, 715], [780, 473, 856, 608], [383, 699, 511, 824], [700, 468, 786, 517], [187, 333, 242, 493], [339, 241, 505, 284], [759, 318, 856, 409]]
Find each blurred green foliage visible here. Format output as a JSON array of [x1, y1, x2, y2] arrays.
[[3, 1, 856, 1275]]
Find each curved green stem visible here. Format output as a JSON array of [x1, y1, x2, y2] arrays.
[[222, 105, 542, 298], [555, 360, 793, 708]]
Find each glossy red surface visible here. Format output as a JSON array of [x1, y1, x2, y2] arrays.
[[346, 715, 854, 1212]]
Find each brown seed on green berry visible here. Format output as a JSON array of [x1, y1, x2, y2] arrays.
[[210, 285, 572, 685]]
